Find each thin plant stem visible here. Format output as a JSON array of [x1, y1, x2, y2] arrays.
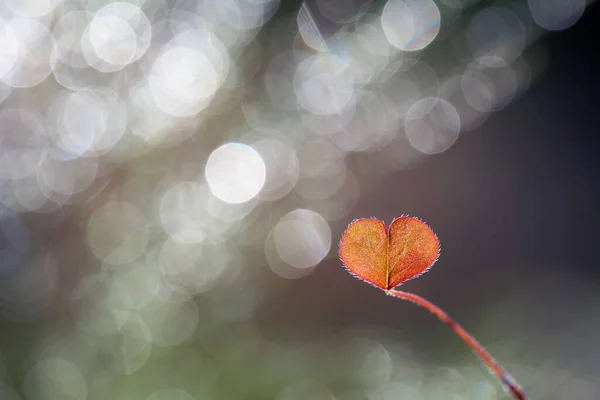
[[386, 289, 527, 400]]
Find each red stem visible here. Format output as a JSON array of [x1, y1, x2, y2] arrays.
[[386, 289, 527, 400]]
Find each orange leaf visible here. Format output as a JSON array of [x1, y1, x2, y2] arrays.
[[339, 216, 440, 290]]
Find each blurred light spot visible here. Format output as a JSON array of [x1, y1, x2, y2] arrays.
[[146, 278, 191, 306], [405, 97, 461, 154], [208, 263, 263, 322], [75, 300, 128, 337], [331, 91, 395, 153], [52, 11, 93, 68], [380, 76, 422, 120], [6, 0, 61, 18], [302, 111, 352, 137], [89, 15, 137, 67], [426, 367, 469, 398], [23, 359, 87, 400], [11, 176, 50, 213], [147, 388, 196, 400], [70, 272, 105, 302], [203, 185, 257, 222], [465, 56, 518, 112], [307, 169, 360, 222], [42, 334, 97, 376], [273, 209, 331, 269], [528, 0, 585, 31], [141, 297, 199, 347], [71, 272, 127, 336], [356, 22, 394, 60], [461, 73, 495, 113], [148, 30, 228, 117], [158, 239, 227, 294], [117, 314, 153, 375], [88, 3, 151, 69], [214, 0, 280, 31], [159, 181, 208, 243], [165, 3, 236, 48], [205, 142, 266, 204], [265, 50, 303, 110], [108, 261, 161, 310], [381, 0, 441, 52], [86, 202, 149, 265], [386, 344, 424, 388], [512, 55, 534, 95], [0, 18, 54, 88], [0, 108, 47, 181], [282, 248, 315, 285], [439, 75, 489, 133], [37, 154, 99, 201], [240, 93, 295, 133], [381, 133, 425, 171], [296, 140, 346, 200], [48, 87, 127, 157], [294, 53, 355, 115], [265, 228, 315, 280], [472, 381, 498, 399], [295, 162, 346, 200], [149, 46, 216, 116], [357, 341, 393, 389], [127, 81, 200, 147], [380, 58, 439, 103], [297, 3, 329, 53], [466, 8, 527, 63], [0, 22, 20, 81], [50, 57, 110, 90], [341, 31, 386, 84], [253, 138, 300, 201]]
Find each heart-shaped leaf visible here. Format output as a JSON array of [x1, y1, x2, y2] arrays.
[[339, 216, 440, 290]]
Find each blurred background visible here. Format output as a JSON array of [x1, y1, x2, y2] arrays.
[[0, 0, 599, 399]]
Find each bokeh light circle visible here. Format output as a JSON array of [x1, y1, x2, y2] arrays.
[[381, 0, 441, 52], [86, 202, 149, 265], [23, 359, 87, 400], [6, 0, 62, 18], [528, 0, 585, 31], [405, 97, 461, 154], [205, 142, 266, 204], [273, 209, 331, 269], [293, 53, 355, 115], [0, 18, 55, 88]]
